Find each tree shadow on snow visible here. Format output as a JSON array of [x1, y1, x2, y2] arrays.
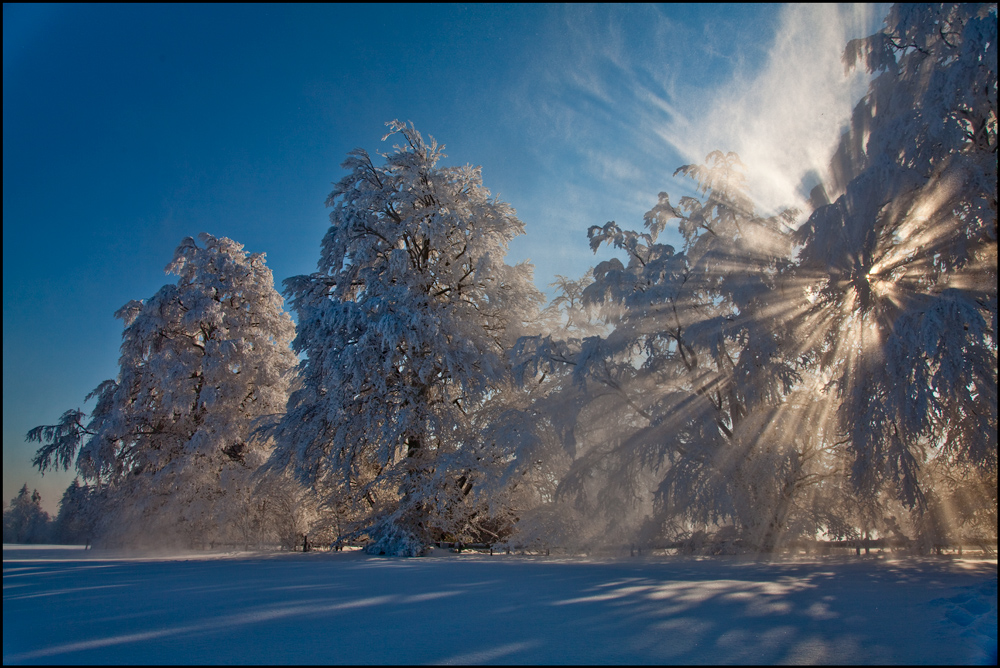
[[3, 549, 996, 665]]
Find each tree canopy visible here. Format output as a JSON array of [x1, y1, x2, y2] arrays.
[[29, 233, 297, 547], [271, 121, 542, 555]]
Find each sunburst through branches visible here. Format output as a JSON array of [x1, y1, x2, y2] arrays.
[[512, 3, 996, 555]]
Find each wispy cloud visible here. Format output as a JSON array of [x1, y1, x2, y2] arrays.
[[522, 4, 885, 227], [662, 4, 883, 214]]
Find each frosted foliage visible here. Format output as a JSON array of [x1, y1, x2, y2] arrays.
[[20, 4, 994, 556], [794, 2, 997, 507], [30, 234, 297, 547], [514, 151, 814, 552], [51, 478, 97, 544], [512, 3, 995, 553], [272, 121, 542, 555]]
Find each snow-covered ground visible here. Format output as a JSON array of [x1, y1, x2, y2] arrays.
[[3, 545, 996, 665]]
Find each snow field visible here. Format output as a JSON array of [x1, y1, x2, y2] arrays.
[[3, 546, 996, 665]]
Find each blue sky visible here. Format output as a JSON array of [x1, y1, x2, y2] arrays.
[[3, 4, 884, 511]]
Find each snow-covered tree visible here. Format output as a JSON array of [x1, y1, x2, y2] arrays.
[[29, 233, 298, 547], [3, 485, 51, 544], [227, 468, 316, 550], [51, 478, 99, 545], [432, 271, 593, 553], [510, 1, 996, 554], [791, 2, 997, 511], [517, 151, 820, 552], [271, 121, 542, 555]]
